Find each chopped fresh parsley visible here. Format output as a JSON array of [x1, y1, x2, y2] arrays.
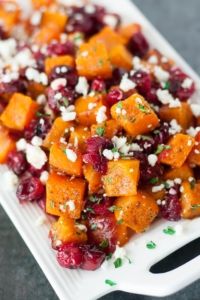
[[96, 127, 105, 137], [108, 205, 121, 213], [90, 223, 98, 231], [99, 239, 109, 249], [111, 147, 118, 153], [149, 177, 159, 184], [137, 103, 150, 114], [85, 207, 95, 213], [163, 82, 170, 90], [163, 226, 176, 235], [155, 144, 171, 155], [36, 112, 50, 118], [113, 257, 123, 268], [106, 253, 113, 260], [117, 101, 123, 109], [146, 241, 156, 249], [191, 204, 200, 210], [189, 178, 196, 190], [88, 195, 102, 204], [105, 279, 117, 286], [117, 219, 124, 225]]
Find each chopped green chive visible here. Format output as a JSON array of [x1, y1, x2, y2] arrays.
[[117, 219, 124, 225], [36, 112, 50, 118], [96, 127, 105, 137], [163, 226, 176, 235], [137, 103, 150, 114], [85, 207, 95, 213], [99, 239, 109, 249], [149, 177, 159, 184], [111, 147, 118, 153], [106, 253, 113, 260], [155, 144, 171, 155], [105, 279, 117, 286], [90, 223, 98, 231], [191, 204, 200, 210], [117, 101, 123, 109], [108, 205, 121, 213], [146, 241, 156, 249], [163, 82, 170, 90], [89, 195, 102, 204], [113, 257, 123, 268]]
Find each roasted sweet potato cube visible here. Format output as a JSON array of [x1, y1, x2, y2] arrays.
[[91, 119, 121, 139], [43, 118, 74, 149], [0, 125, 15, 163], [27, 82, 46, 98], [159, 134, 195, 168], [0, 2, 20, 32], [90, 27, 125, 50], [83, 164, 102, 194], [102, 159, 140, 197], [46, 172, 86, 218], [69, 125, 91, 152], [159, 103, 193, 131], [110, 45, 132, 70], [181, 181, 200, 219], [164, 163, 194, 181], [49, 143, 83, 176], [45, 55, 75, 75], [41, 11, 67, 31], [111, 93, 160, 137], [114, 191, 159, 233], [0, 93, 38, 131], [145, 186, 165, 201], [115, 224, 132, 246], [188, 132, 200, 166], [119, 23, 141, 43], [34, 23, 61, 44], [32, 0, 55, 8], [50, 216, 87, 247], [76, 42, 112, 79], [75, 94, 108, 126]]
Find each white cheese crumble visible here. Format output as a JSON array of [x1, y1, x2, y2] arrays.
[[112, 136, 127, 150], [152, 184, 165, 193], [75, 76, 89, 96], [181, 78, 193, 89], [154, 66, 169, 83], [147, 154, 158, 167], [119, 74, 136, 92], [26, 144, 47, 169], [102, 149, 114, 160], [190, 103, 200, 117], [186, 126, 200, 137], [96, 106, 107, 123], [40, 171, 49, 184], [36, 94, 47, 105], [169, 119, 182, 135], [60, 105, 76, 121], [75, 224, 87, 232], [148, 55, 158, 64], [31, 136, 43, 147], [65, 200, 75, 211], [130, 143, 143, 152], [85, 4, 96, 14], [157, 89, 181, 108], [30, 11, 42, 26], [3, 170, 18, 189], [50, 78, 67, 90], [16, 138, 27, 151], [65, 148, 77, 162], [103, 14, 118, 28], [88, 102, 97, 110], [25, 67, 48, 86]]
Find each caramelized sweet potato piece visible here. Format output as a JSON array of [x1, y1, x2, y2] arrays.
[[111, 93, 159, 137], [32, 0, 55, 8], [76, 42, 112, 79], [50, 216, 87, 246], [110, 45, 132, 70], [45, 55, 75, 75], [119, 23, 141, 43], [27, 82, 46, 99], [69, 125, 91, 152], [114, 191, 159, 233], [145, 186, 165, 201], [34, 23, 61, 44], [181, 181, 200, 219], [0, 93, 38, 131], [188, 132, 200, 166], [102, 159, 140, 197], [0, 2, 20, 33], [49, 143, 83, 176], [0, 125, 15, 163], [46, 172, 86, 218], [83, 164, 102, 194], [164, 163, 194, 181], [159, 103, 193, 131], [159, 134, 195, 168], [43, 118, 74, 149], [91, 119, 121, 139], [115, 224, 132, 246], [41, 11, 67, 31]]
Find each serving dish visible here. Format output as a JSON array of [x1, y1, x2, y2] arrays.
[[0, 0, 200, 299]]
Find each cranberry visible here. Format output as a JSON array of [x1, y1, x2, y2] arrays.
[[49, 66, 78, 87], [92, 197, 113, 215], [24, 117, 52, 141], [0, 26, 7, 40], [128, 32, 149, 58], [91, 78, 106, 92], [16, 177, 45, 202], [169, 67, 195, 101], [153, 122, 171, 147], [160, 185, 181, 221], [47, 86, 76, 113], [106, 68, 126, 88], [0, 101, 6, 114], [106, 87, 123, 107], [131, 70, 151, 96], [57, 243, 83, 269], [32, 51, 46, 72], [27, 164, 47, 177], [7, 150, 27, 175], [80, 245, 106, 271], [47, 41, 75, 56], [0, 79, 27, 95]]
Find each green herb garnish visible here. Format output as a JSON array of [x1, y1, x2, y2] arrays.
[[149, 177, 159, 184], [155, 144, 171, 155], [99, 239, 109, 249], [191, 204, 200, 210], [146, 241, 156, 249], [117, 219, 124, 225], [85, 207, 95, 213], [96, 127, 105, 137], [163, 82, 170, 90], [163, 226, 176, 235], [90, 223, 98, 231], [36, 112, 50, 118], [137, 103, 150, 114], [89, 195, 102, 204], [108, 205, 121, 213], [117, 101, 123, 109], [105, 279, 117, 286], [114, 257, 123, 268], [189, 178, 196, 190], [106, 253, 113, 260], [111, 147, 118, 153]]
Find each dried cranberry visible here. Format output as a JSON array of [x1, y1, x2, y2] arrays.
[[49, 66, 78, 87], [47, 86, 76, 113], [106, 68, 125, 88], [160, 185, 181, 221], [0, 79, 27, 95], [24, 117, 52, 141], [0, 26, 8, 40], [92, 197, 113, 215], [7, 150, 27, 175], [57, 243, 83, 269], [32, 51, 46, 72], [128, 32, 149, 58], [47, 41, 75, 56], [27, 164, 47, 177], [91, 78, 105, 92], [106, 87, 123, 107], [16, 177, 45, 202], [169, 67, 195, 101], [80, 244, 106, 270], [153, 122, 171, 147], [0, 100, 6, 114], [131, 70, 151, 96]]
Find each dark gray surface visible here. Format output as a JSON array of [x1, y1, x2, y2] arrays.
[[0, 0, 200, 299]]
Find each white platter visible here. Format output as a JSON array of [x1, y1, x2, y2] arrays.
[[1, 0, 200, 299]]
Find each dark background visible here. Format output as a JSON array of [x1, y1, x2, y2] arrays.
[[0, 0, 200, 299]]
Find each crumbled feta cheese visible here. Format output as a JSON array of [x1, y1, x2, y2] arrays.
[[169, 119, 182, 135], [16, 138, 27, 151], [96, 106, 107, 123], [75, 76, 89, 96], [186, 126, 200, 137], [40, 171, 49, 184], [190, 103, 200, 117], [85, 4, 96, 14], [75, 224, 87, 232], [194, 149, 200, 154], [65, 148, 77, 162], [35, 215, 46, 226], [157, 89, 181, 108], [55, 92, 63, 101], [157, 199, 162, 205], [36, 94, 47, 105], [112, 136, 127, 150], [130, 143, 142, 152], [88, 102, 97, 110], [26, 144, 47, 169], [147, 154, 158, 167], [120, 74, 136, 92], [81, 51, 88, 57], [174, 178, 182, 185], [152, 184, 165, 193], [30, 11, 42, 26], [31, 136, 43, 147], [148, 55, 158, 64], [103, 14, 118, 28], [51, 78, 67, 90], [121, 109, 127, 116], [102, 149, 114, 160], [180, 186, 184, 193], [65, 200, 75, 211], [181, 78, 193, 89], [166, 179, 174, 188], [169, 188, 177, 195], [4, 170, 18, 189], [161, 56, 168, 63], [154, 66, 169, 83], [60, 105, 76, 121]]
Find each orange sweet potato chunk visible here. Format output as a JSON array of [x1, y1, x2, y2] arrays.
[[0, 2, 20, 33], [91, 119, 121, 139], [188, 132, 200, 166], [181, 181, 200, 219], [83, 164, 102, 194], [119, 23, 141, 43], [69, 125, 91, 152], [27, 82, 46, 99], [114, 191, 159, 233], [32, 0, 55, 8], [0, 125, 15, 163], [41, 11, 67, 31], [34, 23, 61, 44], [110, 44, 132, 70], [43, 118, 74, 149], [0, 93, 38, 131], [111, 93, 160, 137], [76, 42, 112, 79], [45, 55, 75, 75], [50, 216, 87, 246], [115, 224, 132, 246], [49, 143, 83, 176], [159, 103, 193, 131], [75, 94, 108, 126], [164, 163, 194, 181], [102, 159, 140, 197], [159, 134, 195, 168], [46, 172, 86, 218]]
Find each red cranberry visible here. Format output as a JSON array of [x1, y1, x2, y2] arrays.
[[128, 32, 149, 58], [0, 26, 8, 39], [32, 51, 46, 72], [160, 185, 181, 221], [80, 245, 106, 271], [57, 243, 83, 269], [106, 68, 126, 88], [106, 87, 123, 107], [27, 164, 47, 177], [7, 150, 27, 175], [24, 117, 52, 141], [49, 66, 78, 87], [91, 78, 105, 92], [169, 68, 195, 100], [16, 177, 45, 202], [131, 70, 151, 96], [153, 122, 171, 147], [0, 79, 27, 95], [47, 86, 76, 113], [47, 41, 75, 56], [92, 197, 113, 216]]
